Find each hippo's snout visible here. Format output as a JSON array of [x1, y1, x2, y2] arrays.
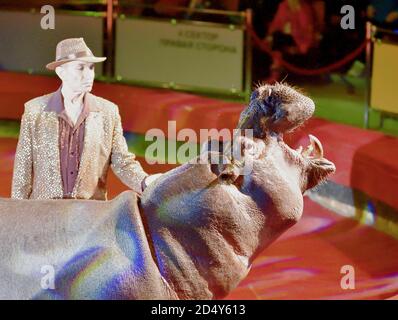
[[238, 83, 315, 136]]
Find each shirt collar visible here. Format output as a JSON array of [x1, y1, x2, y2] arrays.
[[44, 85, 100, 113]]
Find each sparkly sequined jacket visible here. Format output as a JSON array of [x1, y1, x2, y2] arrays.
[[11, 91, 148, 200]]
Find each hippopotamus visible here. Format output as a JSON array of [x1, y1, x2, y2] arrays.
[[0, 83, 335, 299]]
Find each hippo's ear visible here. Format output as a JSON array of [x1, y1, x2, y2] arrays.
[[218, 163, 240, 184], [209, 161, 240, 184]]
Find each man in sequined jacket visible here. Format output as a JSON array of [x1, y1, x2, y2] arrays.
[[11, 38, 159, 200]]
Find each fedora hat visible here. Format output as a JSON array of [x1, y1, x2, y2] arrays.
[[46, 37, 106, 70]]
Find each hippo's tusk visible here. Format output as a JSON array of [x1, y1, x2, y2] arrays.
[[309, 134, 324, 159], [301, 135, 324, 159], [301, 143, 313, 157]]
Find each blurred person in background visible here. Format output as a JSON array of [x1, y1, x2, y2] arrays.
[[252, 0, 325, 82], [266, 0, 325, 56], [367, 0, 398, 29], [11, 38, 161, 200]]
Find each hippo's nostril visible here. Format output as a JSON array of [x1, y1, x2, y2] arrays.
[[260, 95, 284, 126]]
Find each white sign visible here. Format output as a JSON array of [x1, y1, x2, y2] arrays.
[[115, 17, 244, 92]]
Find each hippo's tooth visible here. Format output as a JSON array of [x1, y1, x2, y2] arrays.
[[308, 134, 323, 159], [301, 135, 323, 159], [296, 146, 303, 153], [301, 143, 313, 157]]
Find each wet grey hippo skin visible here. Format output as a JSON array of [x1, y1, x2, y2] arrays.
[[0, 84, 335, 299]]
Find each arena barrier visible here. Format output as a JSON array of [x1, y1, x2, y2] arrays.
[[0, 1, 252, 100], [0, 7, 105, 76], [365, 22, 398, 128]]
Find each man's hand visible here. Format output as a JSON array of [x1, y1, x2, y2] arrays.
[[142, 173, 163, 191]]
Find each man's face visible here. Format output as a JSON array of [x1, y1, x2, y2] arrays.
[[56, 60, 95, 94]]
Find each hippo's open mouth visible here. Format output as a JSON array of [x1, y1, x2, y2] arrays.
[[235, 83, 336, 190], [209, 83, 336, 191], [295, 134, 323, 159]]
